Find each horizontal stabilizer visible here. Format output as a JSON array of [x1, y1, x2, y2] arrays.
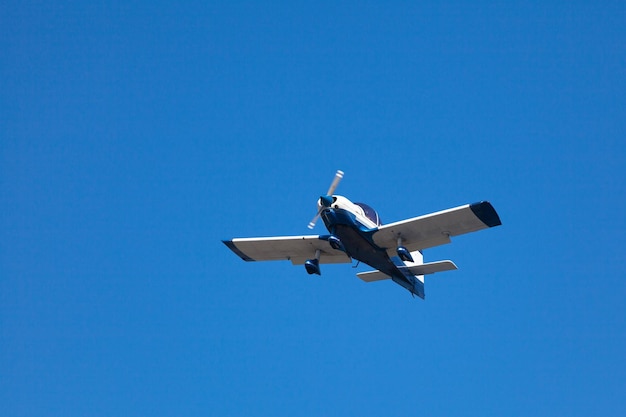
[[356, 270, 390, 282], [407, 260, 457, 276], [356, 260, 457, 283]]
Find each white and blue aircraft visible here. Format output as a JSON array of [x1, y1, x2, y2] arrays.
[[223, 170, 501, 299]]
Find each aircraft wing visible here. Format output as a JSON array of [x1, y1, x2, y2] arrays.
[[372, 201, 501, 252], [222, 235, 352, 265]]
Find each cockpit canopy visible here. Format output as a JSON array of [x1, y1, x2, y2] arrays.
[[354, 202, 382, 226]]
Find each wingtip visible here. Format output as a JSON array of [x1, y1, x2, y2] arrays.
[[470, 201, 502, 227], [222, 239, 255, 261]]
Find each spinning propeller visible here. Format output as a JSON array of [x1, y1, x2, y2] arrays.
[[307, 170, 344, 229]]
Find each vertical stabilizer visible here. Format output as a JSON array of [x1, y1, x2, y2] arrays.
[[390, 250, 426, 298], [408, 250, 425, 284]]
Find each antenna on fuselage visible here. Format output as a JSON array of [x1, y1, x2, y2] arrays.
[[307, 170, 344, 229]]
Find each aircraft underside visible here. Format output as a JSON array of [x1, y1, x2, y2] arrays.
[[331, 224, 424, 297], [223, 170, 501, 300]]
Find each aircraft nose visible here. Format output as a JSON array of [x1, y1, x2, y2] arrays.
[[320, 195, 334, 207]]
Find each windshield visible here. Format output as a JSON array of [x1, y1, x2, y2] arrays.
[[354, 202, 381, 226]]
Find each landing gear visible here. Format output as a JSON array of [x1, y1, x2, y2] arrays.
[[328, 235, 344, 251], [304, 249, 321, 275], [396, 237, 414, 263]]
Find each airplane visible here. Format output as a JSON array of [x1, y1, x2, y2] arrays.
[[222, 170, 502, 299]]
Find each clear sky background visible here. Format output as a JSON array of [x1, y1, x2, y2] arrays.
[[2, 1, 625, 416]]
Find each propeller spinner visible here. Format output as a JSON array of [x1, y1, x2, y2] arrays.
[[307, 170, 344, 229]]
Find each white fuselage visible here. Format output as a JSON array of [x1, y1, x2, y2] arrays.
[[317, 195, 379, 229]]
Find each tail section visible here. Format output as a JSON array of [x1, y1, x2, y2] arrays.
[[403, 249, 425, 290], [391, 275, 426, 299], [355, 250, 457, 299]]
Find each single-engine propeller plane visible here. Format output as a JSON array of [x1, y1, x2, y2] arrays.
[[223, 170, 501, 299]]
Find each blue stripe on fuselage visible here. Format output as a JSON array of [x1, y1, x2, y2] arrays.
[[322, 208, 423, 296]]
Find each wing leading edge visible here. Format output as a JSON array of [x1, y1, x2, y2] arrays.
[[372, 201, 501, 252], [222, 235, 352, 265]]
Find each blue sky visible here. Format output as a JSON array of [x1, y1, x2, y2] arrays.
[[2, 1, 625, 416]]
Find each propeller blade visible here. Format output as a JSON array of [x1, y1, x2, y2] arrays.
[[307, 211, 321, 229], [326, 170, 344, 196], [307, 170, 344, 230]]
